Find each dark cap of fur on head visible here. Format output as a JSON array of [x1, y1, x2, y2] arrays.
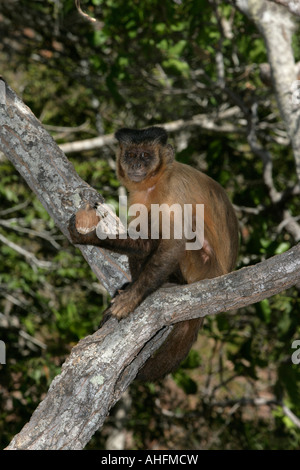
[[115, 127, 168, 146]]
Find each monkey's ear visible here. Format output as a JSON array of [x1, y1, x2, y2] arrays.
[[162, 144, 175, 164]]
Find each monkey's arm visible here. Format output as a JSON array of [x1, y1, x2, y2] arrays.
[[68, 210, 155, 256], [68, 206, 185, 320]]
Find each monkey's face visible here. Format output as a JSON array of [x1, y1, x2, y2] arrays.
[[118, 144, 160, 183]]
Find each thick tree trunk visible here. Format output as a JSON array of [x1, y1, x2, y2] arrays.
[[236, 0, 300, 182], [0, 78, 129, 296]]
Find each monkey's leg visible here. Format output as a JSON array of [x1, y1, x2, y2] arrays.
[[107, 239, 186, 319]]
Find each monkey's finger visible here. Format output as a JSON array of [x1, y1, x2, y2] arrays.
[[109, 299, 130, 320]]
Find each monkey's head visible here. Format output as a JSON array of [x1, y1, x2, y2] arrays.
[[115, 127, 174, 188]]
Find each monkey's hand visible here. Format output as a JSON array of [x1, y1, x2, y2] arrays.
[[68, 204, 100, 245]]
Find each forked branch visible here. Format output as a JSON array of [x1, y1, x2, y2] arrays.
[[1, 79, 299, 450]]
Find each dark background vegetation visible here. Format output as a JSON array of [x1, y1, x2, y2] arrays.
[[0, 0, 299, 450]]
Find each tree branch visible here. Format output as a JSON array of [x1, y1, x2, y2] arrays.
[[0, 78, 129, 296], [235, 0, 300, 183], [58, 107, 244, 154], [0, 232, 54, 270], [5, 242, 300, 449], [268, 0, 300, 17], [1, 80, 299, 449]]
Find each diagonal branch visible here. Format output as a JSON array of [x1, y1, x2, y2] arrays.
[[5, 242, 300, 449], [0, 78, 129, 296], [1, 79, 299, 449], [235, 0, 300, 183]]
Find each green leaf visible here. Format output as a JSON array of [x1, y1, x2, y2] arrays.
[[260, 299, 271, 323], [173, 370, 198, 394], [275, 242, 290, 255]]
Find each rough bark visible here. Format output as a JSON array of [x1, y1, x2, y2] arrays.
[[1, 79, 300, 449], [269, 0, 300, 16], [0, 78, 129, 297], [5, 243, 300, 450]]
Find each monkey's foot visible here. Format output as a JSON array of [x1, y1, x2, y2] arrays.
[[109, 289, 140, 320]]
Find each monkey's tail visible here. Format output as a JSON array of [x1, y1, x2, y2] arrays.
[[136, 317, 203, 382]]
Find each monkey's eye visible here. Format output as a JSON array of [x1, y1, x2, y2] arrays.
[[140, 152, 151, 159], [125, 152, 136, 159]]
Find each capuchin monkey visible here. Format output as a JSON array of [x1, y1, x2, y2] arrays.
[[68, 127, 239, 381]]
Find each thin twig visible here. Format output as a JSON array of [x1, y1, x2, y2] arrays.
[[0, 232, 54, 270], [281, 403, 300, 428], [0, 219, 61, 249], [75, 0, 96, 22]]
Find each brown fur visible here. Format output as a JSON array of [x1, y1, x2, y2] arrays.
[[68, 127, 239, 381]]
